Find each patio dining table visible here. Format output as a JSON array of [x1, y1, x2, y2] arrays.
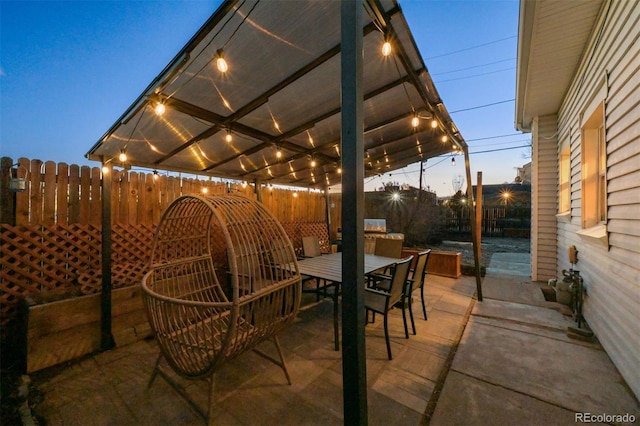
[[295, 252, 400, 350]]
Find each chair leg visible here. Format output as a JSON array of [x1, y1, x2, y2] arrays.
[[401, 299, 409, 339], [408, 294, 416, 335], [383, 313, 392, 360], [272, 336, 292, 385], [421, 286, 427, 320], [147, 352, 163, 388], [333, 287, 339, 351]]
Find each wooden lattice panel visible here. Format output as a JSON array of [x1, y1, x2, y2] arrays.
[[0, 224, 102, 335], [281, 221, 330, 256], [0, 223, 154, 337]]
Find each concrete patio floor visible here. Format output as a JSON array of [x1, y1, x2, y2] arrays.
[[27, 252, 639, 425]]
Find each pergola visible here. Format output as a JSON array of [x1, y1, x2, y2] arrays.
[[86, 1, 481, 423]]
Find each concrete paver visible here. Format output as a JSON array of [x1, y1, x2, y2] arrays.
[[26, 251, 640, 425]]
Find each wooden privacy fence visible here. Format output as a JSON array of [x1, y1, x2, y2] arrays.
[[0, 157, 333, 340]]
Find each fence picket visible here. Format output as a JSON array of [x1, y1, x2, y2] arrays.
[[69, 164, 80, 224], [57, 163, 69, 226], [90, 167, 101, 226]]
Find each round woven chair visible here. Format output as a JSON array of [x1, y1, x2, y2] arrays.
[[142, 194, 301, 421]]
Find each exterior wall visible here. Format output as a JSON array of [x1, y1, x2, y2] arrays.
[[555, 0, 640, 399], [531, 115, 559, 281]]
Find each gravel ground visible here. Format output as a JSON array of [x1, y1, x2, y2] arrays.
[[428, 237, 531, 267]]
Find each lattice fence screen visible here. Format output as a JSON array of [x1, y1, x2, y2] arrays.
[[0, 220, 327, 340]]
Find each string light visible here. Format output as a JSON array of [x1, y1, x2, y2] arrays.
[[276, 147, 283, 159], [310, 158, 317, 168], [225, 129, 233, 143], [154, 102, 166, 116], [337, 167, 342, 174], [215, 49, 228, 73], [118, 150, 127, 163], [382, 40, 392, 57], [202, 186, 209, 194], [293, 192, 298, 198], [431, 119, 438, 128], [411, 115, 420, 128], [441, 135, 449, 143]]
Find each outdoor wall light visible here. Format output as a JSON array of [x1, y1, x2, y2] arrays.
[[216, 49, 229, 73]]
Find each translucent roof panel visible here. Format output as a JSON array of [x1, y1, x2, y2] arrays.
[[87, 0, 467, 189]]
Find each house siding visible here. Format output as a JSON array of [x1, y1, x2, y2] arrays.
[[531, 114, 558, 281], [555, 0, 640, 399]]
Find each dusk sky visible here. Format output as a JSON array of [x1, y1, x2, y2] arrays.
[[1, 0, 526, 196]]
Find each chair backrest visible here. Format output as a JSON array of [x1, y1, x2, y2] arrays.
[[374, 238, 403, 258], [411, 249, 431, 290], [302, 235, 322, 257], [387, 256, 413, 306]]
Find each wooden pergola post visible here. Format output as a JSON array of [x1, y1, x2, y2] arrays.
[[463, 147, 483, 301], [340, 1, 368, 424]]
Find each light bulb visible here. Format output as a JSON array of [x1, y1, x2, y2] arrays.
[[102, 166, 109, 174], [154, 102, 166, 116], [293, 192, 298, 198], [337, 167, 342, 174], [276, 148, 282, 159], [430, 119, 438, 129], [225, 130, 233, 143], [118, 150, 127, 163], [382, 41, 392, 57], [202, 187, 208, 194], [441, 135, 448, 143], [216, 49, 228, 73], [310, 159, 317, 168], [411, 116, 420, 128]]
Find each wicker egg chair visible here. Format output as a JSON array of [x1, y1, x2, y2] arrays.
[[142, 194, 302, 422]]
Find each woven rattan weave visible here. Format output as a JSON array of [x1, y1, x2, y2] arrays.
[[141, 195, 301, 422]]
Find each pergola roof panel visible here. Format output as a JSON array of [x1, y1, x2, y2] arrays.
[[87, 0, 467, 189]]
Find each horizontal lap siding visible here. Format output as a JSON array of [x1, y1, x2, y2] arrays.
[[556, 0, 640, 399]]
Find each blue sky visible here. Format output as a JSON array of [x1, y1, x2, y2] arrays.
[[1, 0, 526, 196]]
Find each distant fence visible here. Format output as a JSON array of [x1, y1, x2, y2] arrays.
[[446, 206, 531, 237], [0, 157, 334, 339]]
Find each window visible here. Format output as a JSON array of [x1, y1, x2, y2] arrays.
[[581, 102, 606, 229], [559, 144, 571, 213]]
